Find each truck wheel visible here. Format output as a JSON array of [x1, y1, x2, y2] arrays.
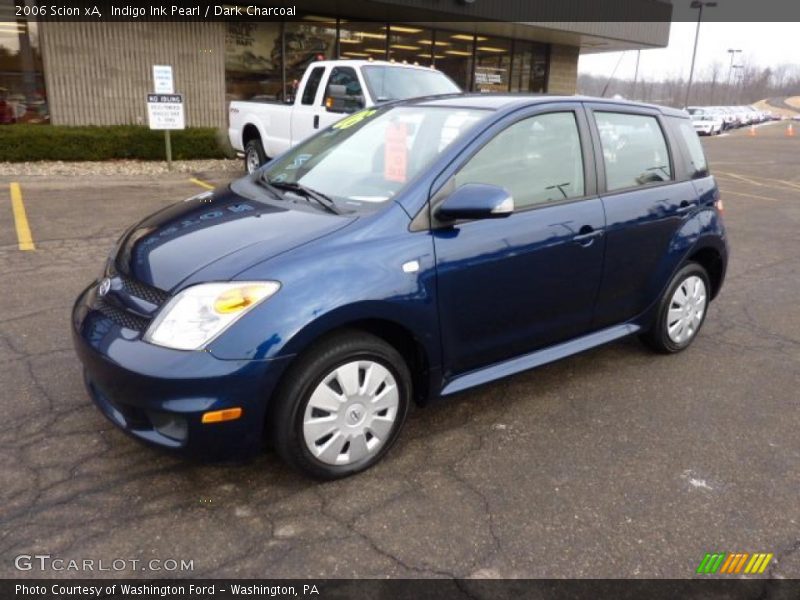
[[244, 139, 266, 174]]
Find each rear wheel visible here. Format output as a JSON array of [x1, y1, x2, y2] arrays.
[[271, 331, 411, 479], [641, 262, 710, 354], [244, 138, 266, 174]]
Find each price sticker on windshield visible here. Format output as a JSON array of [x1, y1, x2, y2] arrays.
[[384, 122, 408, 183]]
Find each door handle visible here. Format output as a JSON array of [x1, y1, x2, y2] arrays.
[[676, 201, 697, 214], [313, 115, 320, 129], [573, 225, 604, 245]]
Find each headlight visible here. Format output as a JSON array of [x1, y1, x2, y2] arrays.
[[144, 281, 280, 350]]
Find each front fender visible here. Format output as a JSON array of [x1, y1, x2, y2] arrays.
[[206, 227, 440, 367]]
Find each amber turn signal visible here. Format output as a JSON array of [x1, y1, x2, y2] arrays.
[[201, 407, 243, 424]]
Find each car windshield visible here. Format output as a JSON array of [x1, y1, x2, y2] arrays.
[[362, 66, 461, 101], [259, 105, 486, 210]]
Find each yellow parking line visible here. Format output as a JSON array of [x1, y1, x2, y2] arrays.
[[9, 182, 35, 251], [189, 177, 215, 190]]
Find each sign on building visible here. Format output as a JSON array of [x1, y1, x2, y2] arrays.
[[152, 65, 174, 94], [146, 94, 185, 130]]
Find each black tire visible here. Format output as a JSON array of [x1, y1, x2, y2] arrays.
[[244, 138, 267, 174], [641, 262, 711, 354], [270, 330, 412, 480]]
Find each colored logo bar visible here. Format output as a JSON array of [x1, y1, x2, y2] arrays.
[[696, 552, 773, 574]]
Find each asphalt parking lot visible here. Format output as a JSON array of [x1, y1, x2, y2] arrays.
[[1, 121, 798, 579]]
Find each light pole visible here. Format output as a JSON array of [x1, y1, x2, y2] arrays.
[[732, 64, 744, 103], [726, 48, 742, 99], [684, 0, 717, 109]]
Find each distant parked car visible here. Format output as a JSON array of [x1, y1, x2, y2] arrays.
[[687, 109, 724, 135]]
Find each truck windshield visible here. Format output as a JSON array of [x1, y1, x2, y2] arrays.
[[259, 105, 486, 210], [362, 66, 461, 101]]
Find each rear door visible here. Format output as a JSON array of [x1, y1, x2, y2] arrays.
[[586, 104, 700, 328], [289, 65, 327, 146], [432, 104, 606, 376]]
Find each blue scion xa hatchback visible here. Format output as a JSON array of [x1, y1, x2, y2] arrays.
[[73, 95, 728, 479]]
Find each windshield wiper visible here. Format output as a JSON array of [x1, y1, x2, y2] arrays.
[[252, 176, 285, 201], [263, 178, 341, 215]]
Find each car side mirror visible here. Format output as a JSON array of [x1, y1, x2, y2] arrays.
[[325, 84, 365, 114], [435, 183, 514, 221]]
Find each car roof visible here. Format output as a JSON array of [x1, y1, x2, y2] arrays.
[[407, 93, 687, 117]]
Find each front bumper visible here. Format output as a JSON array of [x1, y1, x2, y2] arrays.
[[72, 282, 292, 459]]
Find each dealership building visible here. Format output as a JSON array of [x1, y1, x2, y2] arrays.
[[0, 0, 670, 129]]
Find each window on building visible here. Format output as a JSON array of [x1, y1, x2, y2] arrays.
[[284, 18, 336, 100], [387, 25, 433, 66], [473, 36, 511, 93], [225, 21, 282, 102], [337, 21, 387, 60], [435, 31, 474, 91], [0, 1, 48, 124], [455, 112, 585, 209], [594, 112, 672, 191], [510, 41, 548, 93]]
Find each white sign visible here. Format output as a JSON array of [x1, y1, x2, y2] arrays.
[[152, 65, 174, 94], [147, 94, 185, 130]]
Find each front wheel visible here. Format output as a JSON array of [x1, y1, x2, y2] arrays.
[[641, 262, 710, 354], [270, 331, 412, 479], [244, 138, 267, 174]]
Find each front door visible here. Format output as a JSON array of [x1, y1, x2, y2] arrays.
[[433, 107, 606, 377]]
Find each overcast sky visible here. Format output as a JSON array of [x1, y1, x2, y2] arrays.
[[579, 22, 800, 81]]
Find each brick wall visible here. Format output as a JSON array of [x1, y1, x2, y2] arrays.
[[547, 44, 580, 95]]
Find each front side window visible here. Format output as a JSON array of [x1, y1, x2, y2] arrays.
[[454, 112, 585, 210], [263, 106, 487, 210], [595, 112, 672, 191], [323, 67, 364, 113]]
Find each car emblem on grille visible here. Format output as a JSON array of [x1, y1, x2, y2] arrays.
[[97, 277, 112, 297]]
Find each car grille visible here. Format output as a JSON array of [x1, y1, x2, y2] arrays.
[[95, 299, 150, 331], [120, 275, 170, 306], [93, 275, 170, 333]]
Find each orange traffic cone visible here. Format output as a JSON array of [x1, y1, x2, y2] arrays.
[[749, 124, 756, 136], [786, 123, 796, 137]]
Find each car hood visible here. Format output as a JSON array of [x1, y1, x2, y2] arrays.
[[114, 185, 353, 291]]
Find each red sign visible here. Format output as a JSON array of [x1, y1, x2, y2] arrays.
[[384, 122, 408, 183]]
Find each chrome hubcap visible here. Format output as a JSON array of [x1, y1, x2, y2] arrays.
[[667, 275, 707, 344], [246, 149, 260, 174], [303, 360, 399, 466]]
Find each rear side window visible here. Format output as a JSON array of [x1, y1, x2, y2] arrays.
[[454, 112, 585, 210], [594, 112, 672, 191], [302, 67, 325, 105], [675, 119, 709, 177]]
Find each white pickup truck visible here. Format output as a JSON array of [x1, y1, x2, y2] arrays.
[[228, 59, 461, 173]]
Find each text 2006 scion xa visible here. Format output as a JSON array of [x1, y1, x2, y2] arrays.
[[73, 95, 728, 478]]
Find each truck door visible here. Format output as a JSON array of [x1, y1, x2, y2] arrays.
[[289, 65, 327, 147]]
